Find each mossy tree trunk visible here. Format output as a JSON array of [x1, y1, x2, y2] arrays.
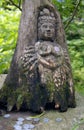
[[0, 0, 76, 112]]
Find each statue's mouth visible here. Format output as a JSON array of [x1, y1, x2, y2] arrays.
[[46, 32, 52, 37]]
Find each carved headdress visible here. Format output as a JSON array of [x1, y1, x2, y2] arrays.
[[38, 8, 56, 27]]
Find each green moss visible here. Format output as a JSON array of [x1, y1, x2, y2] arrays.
[[0, 83, 33, 111], [0, 75, 69, 111], [14, 85, 33, 110], [0, 84, 13, 101], [46, 79, 55, 102]]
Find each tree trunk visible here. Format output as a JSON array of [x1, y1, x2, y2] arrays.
[[0, 0, 76, 112]]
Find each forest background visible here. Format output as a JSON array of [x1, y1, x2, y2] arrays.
[[0, 0, 84, 95]]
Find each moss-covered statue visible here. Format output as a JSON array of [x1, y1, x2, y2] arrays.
[[0, 1, 76, 113]]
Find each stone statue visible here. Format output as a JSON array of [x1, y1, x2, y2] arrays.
[[0, 1, 76, 113], [19, 8, 76, 112]]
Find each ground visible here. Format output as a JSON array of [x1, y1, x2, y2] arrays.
[[0, 75, 84, 130]]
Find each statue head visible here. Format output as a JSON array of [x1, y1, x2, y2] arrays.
[[38, 8, 56, 41]]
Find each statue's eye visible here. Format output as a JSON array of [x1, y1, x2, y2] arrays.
[[43, 25, 47, 28], [50, 25, 54, 29]]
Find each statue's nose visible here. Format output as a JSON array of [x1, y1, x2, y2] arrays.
[[46, 27, 51, 32]]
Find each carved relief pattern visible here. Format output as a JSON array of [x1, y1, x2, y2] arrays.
[[19, 7, 75, 110]]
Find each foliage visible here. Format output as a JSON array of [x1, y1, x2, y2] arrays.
[[52, 0, 77, 18], [0, 8, 21, 73], [51, 0, 83, 18], [66, 21, 84, 95], [0, 0, 22, 11], [51, 0, 83, 29]]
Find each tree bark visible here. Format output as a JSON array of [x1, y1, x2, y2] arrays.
[[0, 0, 76, 112]]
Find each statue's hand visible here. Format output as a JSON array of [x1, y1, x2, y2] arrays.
[[35, 42, 52, 56], [19, 46, 38, 74], [37, 54, 58, 69]]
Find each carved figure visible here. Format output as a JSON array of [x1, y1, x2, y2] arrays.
[[19, 8, 76, 112]]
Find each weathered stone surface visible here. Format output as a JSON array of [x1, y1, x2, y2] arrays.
[[0, 75, 84, 130], [17, 6, 75, 112], [0, 0, 75, 112]]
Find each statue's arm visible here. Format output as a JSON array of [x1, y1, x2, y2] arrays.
[[19, 46, 38, 74]]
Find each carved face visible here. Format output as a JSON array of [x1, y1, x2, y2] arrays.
[[38, 22, 55, 41]]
